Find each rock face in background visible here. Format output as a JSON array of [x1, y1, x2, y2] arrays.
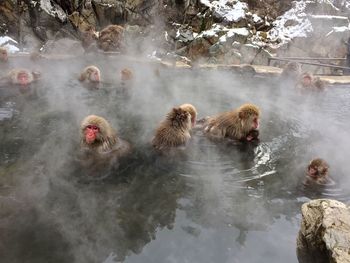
[[1, 0, 350, 69], [297, 199, 350, 263]]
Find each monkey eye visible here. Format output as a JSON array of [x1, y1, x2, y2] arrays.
[[86, 125, 99, 131]]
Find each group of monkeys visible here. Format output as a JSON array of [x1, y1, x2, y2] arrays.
[[0, 46, 330, 185]]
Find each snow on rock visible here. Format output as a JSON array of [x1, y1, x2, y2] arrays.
[[200, 0, 248, 23], [268, 1, 312, 46], [40, 0, 67, 23], [0, 36, 19, 53]]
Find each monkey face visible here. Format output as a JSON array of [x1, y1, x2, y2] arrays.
[[84, 125, 100, 144], [307, 163, 328, 179], [302, 75, 312, 87], [88, 69, 100, 83], [0, 50, 8, 62], [17, 72, 30, 86], [252, 116, 259, 130]]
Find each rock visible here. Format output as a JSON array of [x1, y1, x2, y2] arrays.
[[240, 43, 260, 64], [297, 199, 350, 263]]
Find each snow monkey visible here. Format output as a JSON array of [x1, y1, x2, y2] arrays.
[[80, 115, 131, 160], [179, 103, 197, 127], [79, 65, 101, 87], [0, 47, 8, 62], [306, 158, 330, 184], [203, 103, 260, 141], [280, 61, 302, 80], [1, 68, 41, 86], [297, 72, 326, 91], [97, 24, 124, 52], [152, 107, 192, 152]]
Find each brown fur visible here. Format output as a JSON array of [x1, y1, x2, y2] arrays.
[[81, 26, 98, 50], [79, 65, 100, 82], [281, 61, 302, 80], [0, 47, 8, 62], [121, 68, 133, 81], [6, 69, 36, 85], [97, 25, 124, 52], [179, 103, 197, 126], [80, 115, 119, 153], [204, 103, 260, 140], [297, 72, 327, 91], [152, 107, 192, 151], [307, 158, 329, 184]]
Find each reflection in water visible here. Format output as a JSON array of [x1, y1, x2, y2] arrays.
[[0, 58, 350, 263]]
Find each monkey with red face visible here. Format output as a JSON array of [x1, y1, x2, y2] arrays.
[[0, 69, 41, 91]]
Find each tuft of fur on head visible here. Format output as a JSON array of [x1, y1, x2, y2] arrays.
[[9, 68, 34, 84], [308, 158, 329, 177], [79, 65, 100, 82], [179, 103, 197, 119], [80, 115, 117, 151], [152, 107, 191, 150]]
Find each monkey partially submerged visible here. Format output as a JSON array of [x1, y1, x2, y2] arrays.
[[202, 103, 260, 141], [152, 107, 192, 154], [305, 158, 330, 185], [79, 115, 131, 174]]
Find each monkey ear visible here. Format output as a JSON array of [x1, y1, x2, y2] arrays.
[[238, 111, 244, 119]]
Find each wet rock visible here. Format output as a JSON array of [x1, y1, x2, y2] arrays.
[[297, 199, 350, 263]]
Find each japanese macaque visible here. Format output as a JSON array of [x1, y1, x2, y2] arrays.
[[97, 25, 124, 52], [306, 158, 330, 184], [1, 69, 41, 86], [80, 115, 131, 162], [203, 103, 260, 141], [152, 107, 192, 152], [79, 65, 101, 88], [179, 103, 197, 127], [81, 26, 99, 52], [280, 61, 302, 80], [0, 47, 8, 62], [121, 68, 133, 82], [297, 72, 326, 91]]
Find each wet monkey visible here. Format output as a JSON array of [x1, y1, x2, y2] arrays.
[[1, 68, 41, 86], [79, 66, 101, 89], [97, 25, 124, 52], [203, 103, 260, 141], [179, 103, 197, 127], [0, 47, 8, 62], [280, 61, 302, 80], [152, 107, 192, 152], [297, 72, 326, 91], [306, 158, 330, 184], [80, 115, 131, 169]]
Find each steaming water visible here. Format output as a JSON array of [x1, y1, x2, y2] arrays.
[[0, 56, 349, 263]]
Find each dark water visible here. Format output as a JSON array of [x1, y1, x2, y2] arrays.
[[0, 56, 350, 263]]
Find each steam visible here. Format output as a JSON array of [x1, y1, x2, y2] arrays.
[[1, 15, 350, 263]]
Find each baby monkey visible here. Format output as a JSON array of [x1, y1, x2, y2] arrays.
[[306, 158, 330, 184]]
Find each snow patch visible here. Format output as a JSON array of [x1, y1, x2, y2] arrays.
[[0, 36, 19, 53], [40, 0, 67, 23], [200, 0, 248, 22]]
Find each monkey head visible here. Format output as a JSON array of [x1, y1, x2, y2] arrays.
[[307, 158, 329, 179], [80, 115, 116, 146], [79, 65, 101, 83], [301, 73, 313, 88], [0, 47, 8, 62], [238, 103, 260, 131], [179, 103, 197, 127], [168, 107, 192, 130], [10, 69, 34, 86], [121, 68, 133, 81]]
